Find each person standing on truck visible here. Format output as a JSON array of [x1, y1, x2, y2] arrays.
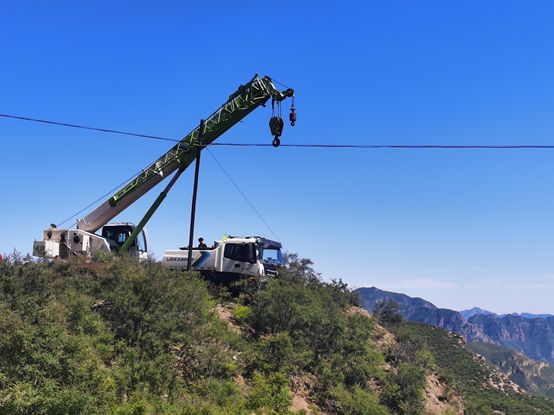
[[198, 238, 208, 249]]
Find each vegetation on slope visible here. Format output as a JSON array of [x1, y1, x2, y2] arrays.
[[389, 321, 554, 414], [468, 341, 554, 399], [0, 253, 552, 414], [0, 254, 382, 414]]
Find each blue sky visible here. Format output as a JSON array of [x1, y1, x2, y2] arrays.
[[2, 1, 554, 313]]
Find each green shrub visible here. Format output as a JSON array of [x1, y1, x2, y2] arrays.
[[329, 385, 389, 415], [246, 372, 292, 414], [232, 305, 252, 323], [373, 299, 403, 326], [381, 363, 425, 415]]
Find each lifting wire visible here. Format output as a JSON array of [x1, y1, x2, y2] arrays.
[[56, 172, 141, 228], [55, 153, 168, 228], [203, 146, 287, 252]]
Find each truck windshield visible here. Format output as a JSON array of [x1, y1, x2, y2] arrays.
[[102, 225, 133, 247], [260, 247, 284, 265]]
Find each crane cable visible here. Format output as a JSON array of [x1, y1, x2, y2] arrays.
[[56, 167, 153, 228], [204, 147, 286, 251]]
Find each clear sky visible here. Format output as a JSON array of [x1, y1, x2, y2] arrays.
[[2, 1, 554, 314]]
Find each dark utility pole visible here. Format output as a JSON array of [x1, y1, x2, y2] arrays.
[[187, 120, 204, 271]]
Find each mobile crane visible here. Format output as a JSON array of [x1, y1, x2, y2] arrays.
[[33, 75, 295, 279]]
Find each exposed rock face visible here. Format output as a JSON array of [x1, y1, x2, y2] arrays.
[[467, 341, 554, 398], [423, 372, 464, 415], [466, 314, 554, 364]]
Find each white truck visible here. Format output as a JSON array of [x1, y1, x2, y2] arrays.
[[162, 236, 284, 281], [32, 75, 294, 282]]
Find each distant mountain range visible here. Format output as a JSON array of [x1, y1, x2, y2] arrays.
[[355, 286, 466, 333], [460, 306, 553, 320], [356, 287, 554, 364], [356, 286, 554, 397]]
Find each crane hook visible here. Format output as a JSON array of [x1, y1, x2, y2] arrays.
[[289, 97, 296, 126], [269, 116, 284, 147]]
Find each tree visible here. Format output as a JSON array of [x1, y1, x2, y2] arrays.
[[373, 299, 403, 326]]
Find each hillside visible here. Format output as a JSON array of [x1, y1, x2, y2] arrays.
[[467, 341, 554, 398], [390, 322, 554, 414], [0, 255, 553, 414], [357, 286, 554, 400]]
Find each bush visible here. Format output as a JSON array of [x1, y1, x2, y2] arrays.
[[381, 363, 426, 415], [329, 385, 389, 415], [253, 332, 296, 375], [373, 299, 403, 326], [246, 372, 292, 414], [232, 305, 252, 323], [4, 254, 548, 414]]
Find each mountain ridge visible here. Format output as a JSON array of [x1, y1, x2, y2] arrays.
[[460, 307, 554, 320], [460, 307, 496, 319], [356, 286, 554, 397]]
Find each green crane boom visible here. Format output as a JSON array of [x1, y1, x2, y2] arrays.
[[75, 75, 294, 246]]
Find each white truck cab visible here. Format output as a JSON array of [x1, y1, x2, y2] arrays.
[[162, 235, 283, 280]]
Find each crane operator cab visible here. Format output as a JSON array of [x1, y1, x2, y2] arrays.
[[33, 222, 149, 261], [162, 236, 284, 282], [101, 223, 149, 260]]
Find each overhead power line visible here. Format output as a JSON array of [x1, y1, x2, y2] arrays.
[[209, 143, 554, 149], [0, 113, 177, 143], [3, 113, 554, 150]]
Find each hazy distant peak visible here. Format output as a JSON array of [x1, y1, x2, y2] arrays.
[[355, 286, 437, 311], [460, 307, 497, 319], [499, 312, 554, 319], [456, 308, 553, 320]]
